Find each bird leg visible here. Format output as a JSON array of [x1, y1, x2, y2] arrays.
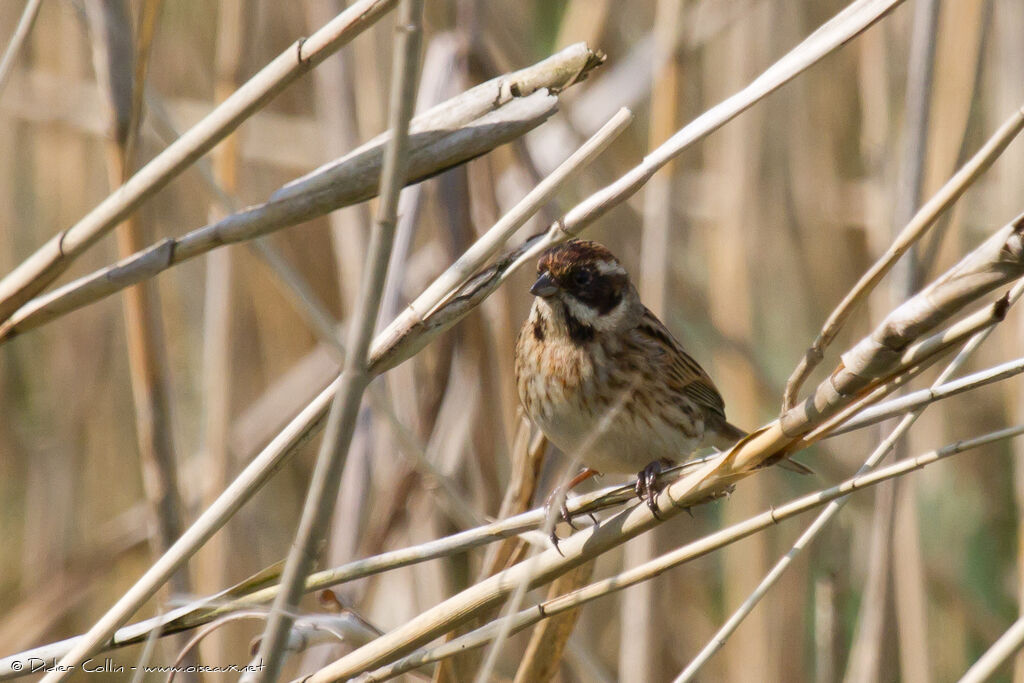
[[635, 458, 674, 519], [545, 467, 600, 549]]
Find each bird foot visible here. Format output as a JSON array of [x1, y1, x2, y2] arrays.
[[544, 468, 600, 552], [635, 459, 673, 519]]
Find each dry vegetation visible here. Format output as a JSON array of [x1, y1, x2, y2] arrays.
[[2, 1, 1024, 681]]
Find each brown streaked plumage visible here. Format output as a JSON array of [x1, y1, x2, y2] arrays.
[[514, 239, 750, 517]]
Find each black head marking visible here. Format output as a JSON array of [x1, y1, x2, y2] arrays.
[[564, 313, 595, 343], [536, 240, 629, 314]]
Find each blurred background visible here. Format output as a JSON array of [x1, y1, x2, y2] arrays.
[[1, 0, 1024, 681]]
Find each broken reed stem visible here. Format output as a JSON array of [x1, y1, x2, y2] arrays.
[[675, 280, 1024, 683], [250, 1, 423, 680], [782, 101, 1024, 411], [362, 425, 1024, 681]]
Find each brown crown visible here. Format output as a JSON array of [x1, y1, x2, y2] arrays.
[[537, 240, 621, 279]]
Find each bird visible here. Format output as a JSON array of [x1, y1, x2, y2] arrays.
[[514, 239, 760, 527]]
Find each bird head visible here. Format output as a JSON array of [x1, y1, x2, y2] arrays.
[[531, 240, 639, 334]]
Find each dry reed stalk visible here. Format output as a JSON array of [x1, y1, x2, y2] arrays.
[[303, 0, 372, 312], [960, 616, 1024, 683], [888, 4, 938, 679], [554, 0, 612, 53], [513, 561, 596, 683], [0, 0, 399, 323], [362, 425, 1024, 681], [706, 4, 773, 679], [619, 0, 683, 677], [86, 0, 191, 621], [829, 356, 1024, 434], [842, 476, 896, 683], [814, 573, 839, 683], [0, 0, 43, 99], [986, 5, 1024, 683], [250, 2, 424, 679], [194, 0, 244, 667]]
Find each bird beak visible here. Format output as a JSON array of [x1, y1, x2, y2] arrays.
[[530, 271, 558, 298]]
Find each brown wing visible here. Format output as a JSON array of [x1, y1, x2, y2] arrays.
[[636, 307, 727, 421]]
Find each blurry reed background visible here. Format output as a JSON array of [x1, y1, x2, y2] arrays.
[[1, 0, 1023, 681]]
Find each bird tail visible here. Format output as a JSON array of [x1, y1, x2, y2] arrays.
[[707, 419, 814, 475], [706, 419, 747, 451]]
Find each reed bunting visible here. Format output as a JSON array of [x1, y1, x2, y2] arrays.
[[514, 239, 758, 521]]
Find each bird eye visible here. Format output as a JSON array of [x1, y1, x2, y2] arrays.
[[572, 269, 592, 286]]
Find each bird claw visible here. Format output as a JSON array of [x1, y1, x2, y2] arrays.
[[560, 499, 578, 530], [635, 460, 668, 520], [549, 529, 565, 555], [544, 491, 573, 554], [545, 489, 577, 528]]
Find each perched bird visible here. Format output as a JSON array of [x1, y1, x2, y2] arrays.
[[514, 239, 752, 520]]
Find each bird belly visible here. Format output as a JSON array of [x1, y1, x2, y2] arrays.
[[535, 392, 704, 474]]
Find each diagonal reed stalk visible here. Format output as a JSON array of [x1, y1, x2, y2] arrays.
[[0, 0, 43, 100]]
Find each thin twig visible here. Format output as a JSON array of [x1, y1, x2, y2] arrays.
[[86, 0, 192, 628]]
